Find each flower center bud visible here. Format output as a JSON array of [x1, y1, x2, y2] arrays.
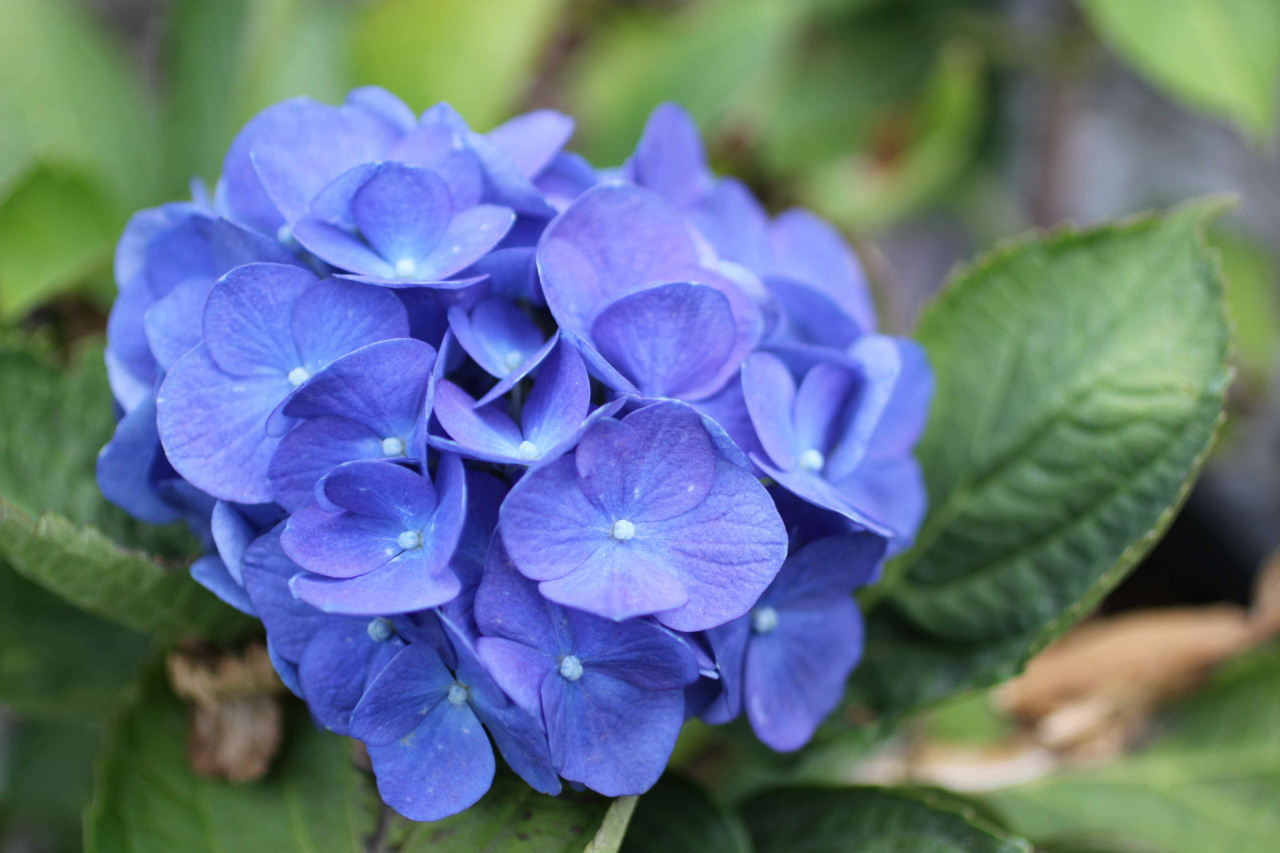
[[558, 655, 583, 681], [397, 529, 423, 550], [503, 351, 524, 372], [798, 448, 825, 473], [394, 258, 416, 278], [287, 366, 310, 387], [516, 440, 539, 461], [610, 519, 636, 541], [751, 606, 780, 634], [447, 683, 469, 706], [366, 617, 394, 642], [276, 224, 296, 247], [381, 436, 405, 457]]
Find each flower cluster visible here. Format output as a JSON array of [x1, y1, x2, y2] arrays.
[[99, 90, 932, 820]]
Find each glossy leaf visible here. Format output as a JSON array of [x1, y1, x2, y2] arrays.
[[852, 200, 1231, 715], [740, 786, 1031, 852]]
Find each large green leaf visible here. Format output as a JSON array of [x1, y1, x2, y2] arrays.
[[0, 558, 148, 719], [0, 338, 245, 639], [86, 666, 630, 853], [352, 0, 567, 130], [1, 718, 103, 852], [852, 200, 1231, 715], [1078, 0, 1280, 140], [620, 774, 752, 853], [85, 669, 373, 853], [986, 645, 1280, 852], [739, 786, 1031, 852]]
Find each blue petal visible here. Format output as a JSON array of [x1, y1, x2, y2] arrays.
[[628, 103, 712, 209], [767, 208, 877, 333], [190, 555, 256, 615], [97, 394, 180, 524], [487, 109, 575, 179], [156, 345, 291, 504], [449, 296, 545, 380], [351, 164, 452, 268], [590, 282, 739, 400], [239, 527, 329, 660], [282, 338, 434, 437], [367, 698, 494, 822], [744, 599, 863, 751], [299, 619, 403, 734], [267, 418, 386, 511], [289, 279, 409, 372], [351, 642, 456, 745], [520, 341, 593, 452], [202, 263, 314, 377], [542, 669, 684, 796]]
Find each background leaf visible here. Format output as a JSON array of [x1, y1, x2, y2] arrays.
[[851, 200, 1231, 715], [353, 0, 567, 130], [739, 786, 1032, 852], [0, 339, 246, 639], [619, 774, 752, 853], [387, 768, 621, 852], [1078, 0, 1280, 140], [1, 718, 103, 853], [0, 164, 117, 319], [0, 558, 148, 720], [985, 644, 1280, 852], [86, 667, 372, 853]]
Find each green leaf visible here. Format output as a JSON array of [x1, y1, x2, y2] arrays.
[[0, 558, 148, 719], [162, 0, 354, 186], [739, 786, 1031, 852], [797, 38, 986, 229], [565, 0, 808, 165], [985, 645, 1280, 852], [852, 199, 1231, 715], [0, 338, 247, 639], [353, 0, 567, 130], [1210, 228, 1279, 391], [1078, 0, 1280, 140], [619, 774, 752, 853], [2, 718, 103, 852], [387, 771, 624, 852], [0, 0, 160, 210], [0, 164, 117, 320], [85, 668, 373, 853]]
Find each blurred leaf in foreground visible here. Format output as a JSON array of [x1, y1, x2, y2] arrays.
[[1079, 0, 1280, 141]]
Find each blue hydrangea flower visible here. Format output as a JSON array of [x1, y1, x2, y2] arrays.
[[474, 541, 698, 795], [537, 183, 764, 401], [431, 341, 623, 466], [701, 531, 885, 750], [100, 88, 936, 819], [353, 621, 560, 821], [741, 336, 933, 544], [499, 401, 787, 629], [292, 162, 514, 285], [266, 337, 437, 510], [156, 263, 408, 503], [281, 455, 468, 615]]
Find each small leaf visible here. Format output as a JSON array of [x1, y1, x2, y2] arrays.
[[853, 199, 1231, 715], [85, 668, 373, 853], [388, 769, 620, 852], [619, 774, 752, 853], [739, 786, 1031, 852], [565, 0, 808, 164], [985, 645, 1280, 852], [0, 164, 117, 319], [353, 0, 568, 130], [1079, 0, 1280, 140], [0, 558, 148, 720]]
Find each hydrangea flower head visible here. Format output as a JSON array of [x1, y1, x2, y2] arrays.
[[99, 90, 932, 822]]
